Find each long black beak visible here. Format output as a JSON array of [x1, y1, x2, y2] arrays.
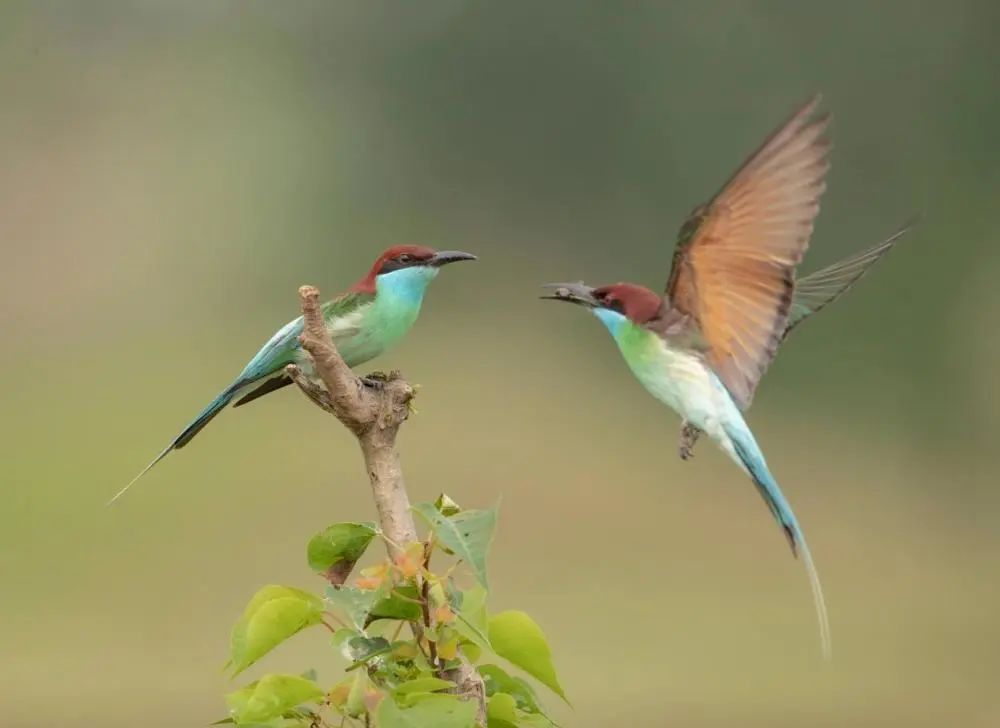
[[430, 250, 477, 267], [540, 281, 598, 307]]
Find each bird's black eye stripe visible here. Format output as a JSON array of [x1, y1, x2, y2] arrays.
[[378, 254, 415, 275]]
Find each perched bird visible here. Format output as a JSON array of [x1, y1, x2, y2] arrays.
[[676, 222, 911, 459], [111, 245, 476, 504], [543, 95, 905, 659]]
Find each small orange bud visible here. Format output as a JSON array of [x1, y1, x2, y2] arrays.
[[393, 542, 425, 580], [434, 604, 455, 624], [356, 562, 390, 590]]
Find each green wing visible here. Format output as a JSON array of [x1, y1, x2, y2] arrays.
[[232, 290, 373, 407], [321, 289, 376, 321], [785, 222, 912, 336]]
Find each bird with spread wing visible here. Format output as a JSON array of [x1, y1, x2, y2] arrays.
[[544, 94, 912, 659]]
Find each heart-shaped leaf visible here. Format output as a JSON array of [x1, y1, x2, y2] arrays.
[[225, 673, 323, 725], [307, 522, 377, 584], [324, 585, 377, 631], [489, 611, 566, 701], [230, 586, 323, 675], [413, 502, 497, 590], [343, 635, 392, 667], [367, 585, 424, 625]]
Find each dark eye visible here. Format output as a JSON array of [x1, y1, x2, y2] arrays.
[[605, 297, 625, 314], [397, 254, 413, 264]]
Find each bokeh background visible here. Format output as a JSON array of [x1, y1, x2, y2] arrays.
[[3, 2, 999, 726]]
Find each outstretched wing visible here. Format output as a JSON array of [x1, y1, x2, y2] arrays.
[[785, 221, 913, 335], [665, 95, 831, 408]]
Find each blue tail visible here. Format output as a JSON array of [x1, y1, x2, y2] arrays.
[[724, 422, 832, 660], [107, 382, 243, 505]]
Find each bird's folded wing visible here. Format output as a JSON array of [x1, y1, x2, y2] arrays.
[[665, 95, 830, 408], [235, 290, 369, 384]]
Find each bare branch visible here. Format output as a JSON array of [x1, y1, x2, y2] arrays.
[[296, 285, 374, 431], [289, 284, 486, 724], [284, 364, 337, 415]]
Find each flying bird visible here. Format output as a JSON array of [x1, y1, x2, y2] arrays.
[[111, 245, 476, 504], [543, 95, 908, 658]]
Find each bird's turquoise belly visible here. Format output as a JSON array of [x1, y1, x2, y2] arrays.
[[327, 304, 420, 369], [336, 329, 391, 367]]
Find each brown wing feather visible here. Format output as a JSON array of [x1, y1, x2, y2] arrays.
[[666, 95, 831, 408]]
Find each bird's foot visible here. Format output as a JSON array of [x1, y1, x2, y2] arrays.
[[678, 423, 702, 461], [360, 371, 391, 390]]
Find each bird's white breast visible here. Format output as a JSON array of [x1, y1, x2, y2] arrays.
[[631, 339, 739, 443], [327, 307, 367, 339]]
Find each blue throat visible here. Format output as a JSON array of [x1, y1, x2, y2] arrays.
[[592, 307, 629, 338], [375, 266, 439, 307]]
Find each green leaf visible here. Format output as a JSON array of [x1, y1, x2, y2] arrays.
[[413, 502, 497, 590], [434, 493, 462, 516], [377, 694, 477, 728], [479, 664, 544, 716], [489, 611, 566, 701], [394, 676, 457, 705], [331, 627, 359, 649], [344, 635, 392, 667], [344, 671, 369, 718], [395, 677, 456, 696], [519, 714, 558, 728], [230, 586, 323, 675], [325, 585, 377, 631], [225, 674, 323, 725], [453, 584, 491, 650], [367, 585, 423, 625], [460, 640, 482, 664], [487, 720, 518, 728], [307, 522, 377, 584], [487, 692, 518, 723]]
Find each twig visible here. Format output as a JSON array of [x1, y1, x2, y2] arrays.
[[419, 541, 438, 668], [285, 367, 337, 416], [288, 285, 486, 724]]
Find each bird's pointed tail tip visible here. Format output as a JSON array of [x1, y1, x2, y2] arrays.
[[106, 476, 140, 507], [798, 539, 833, 663], [106, 446, 173, 506]]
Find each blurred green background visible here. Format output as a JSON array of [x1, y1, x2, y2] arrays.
[[2, 1, 999, 726]]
